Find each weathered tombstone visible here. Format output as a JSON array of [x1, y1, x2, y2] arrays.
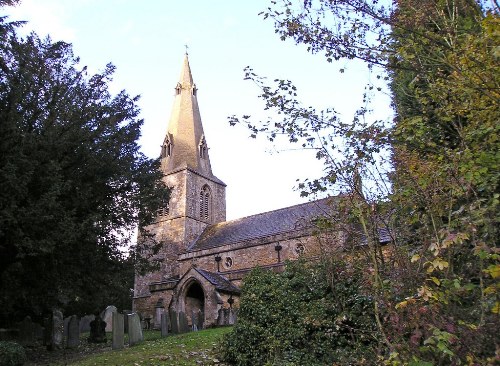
[[169, 308, 179, 334], [153, 299, 164, 330], [223, 308, 230, 325], [19, 316, 35, 346], [100, 305, 117, 332], [63, 316, 70, 341], [228, 309, 236, 325], [178, 312, 189, 333], [123, 310, 132, 333], [191, 311, 198, 331], [127, 313, 143, 346], [216, 309, 224, 326], [66, 315, 80, 349], [112, 313, 124, 350], [88, 313, 106, 343], [79, 314, 94, 333], [160, 313, 168, 337], [196, 310, 204, 330], [48, 309, 64, 351]]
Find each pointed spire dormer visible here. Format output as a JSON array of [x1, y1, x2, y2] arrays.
[[161, 54, 213, 177]]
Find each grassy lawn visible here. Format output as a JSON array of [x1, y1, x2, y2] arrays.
[[67, 327, 231, 366]]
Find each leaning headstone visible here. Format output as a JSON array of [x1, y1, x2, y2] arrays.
[[48, 309, 64, 351], [169, 308, 179, 334], [178, 312, 189, 333], [196, 310, 204, 330], [112, 313, 124, 350], [79, 314, 94, 333], [127, 313, 143, 346], [19, 316, 35, 346], [88, 314, 106, 343], [100, 305, 117, 332], [66, 315, 80, 349], [160, 313, 168, 337]]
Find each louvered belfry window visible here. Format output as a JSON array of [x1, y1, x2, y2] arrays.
[[199, 185, 211, 221]]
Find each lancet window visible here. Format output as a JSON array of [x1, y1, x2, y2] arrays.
[[161, 136, 172, 158], [157, 190, 170, 217], [199, 185, 211, 221]]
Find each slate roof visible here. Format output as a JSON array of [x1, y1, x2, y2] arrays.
[[195, 268, 241, 294], [187, 198, 336, 252]]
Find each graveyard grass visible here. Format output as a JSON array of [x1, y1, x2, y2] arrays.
[[67, 327, 231, 366]]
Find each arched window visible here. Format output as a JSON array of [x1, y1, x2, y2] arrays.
[[157, 190, 170, 217], [199, 185, 211, 221], [175, 82, 182, 95], [161, 136, 172, 158]]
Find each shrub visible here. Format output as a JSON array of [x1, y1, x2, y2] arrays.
[[0, 341, 27, 366], [219, 259, 379, 365]]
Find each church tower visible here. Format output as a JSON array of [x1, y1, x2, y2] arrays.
[[159, 53, 226, 243], [133, 54, 226, 304]]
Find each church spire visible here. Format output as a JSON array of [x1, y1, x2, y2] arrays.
[[161, 54, 213, 177]]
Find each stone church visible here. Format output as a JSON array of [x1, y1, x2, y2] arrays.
[[132, 55, 344, 329]]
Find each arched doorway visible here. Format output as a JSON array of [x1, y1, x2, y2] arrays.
[[184, 281, 204, 330]]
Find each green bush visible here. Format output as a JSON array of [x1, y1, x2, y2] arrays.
[[219, 259, 379, 365], [0, 341, 27, 366]]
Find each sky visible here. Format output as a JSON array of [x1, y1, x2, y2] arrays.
[[3, 0, 391, 221]]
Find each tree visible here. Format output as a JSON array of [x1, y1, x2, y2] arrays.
[[0, 16, 168, 325], [226, 0, 499, 364], [220, 259, 378, 366]]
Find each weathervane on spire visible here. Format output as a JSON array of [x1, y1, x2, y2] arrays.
[[184, 44, 189, 55]]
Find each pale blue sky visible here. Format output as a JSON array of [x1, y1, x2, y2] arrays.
[[4, 0, 391, 220]]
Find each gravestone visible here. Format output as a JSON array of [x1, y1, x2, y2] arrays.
[[216, 309, 224, 326], [191, 311, 198, 331], [160, 313, 168, 337], [66, 315, 80, 349], [228, 309, 236, 325], [100, 305, 117, 332], [88, 314, 106, 343], [123, 310, 132, 333], [19, 316, 35, 346], [178, 312, 189, 333], [112, 313, 124, 350], [196, 310, 204, 330], [63, 317, 70, 341], [79, 314, 94, 333], [169, 309, 179, 334], [48, 309, 64, 351], [127, 313, 143, 346], [154, 299, 164, 330], [223, 308, 230, 325]]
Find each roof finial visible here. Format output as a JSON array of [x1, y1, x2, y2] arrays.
[[184, 44, 189, 56]]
